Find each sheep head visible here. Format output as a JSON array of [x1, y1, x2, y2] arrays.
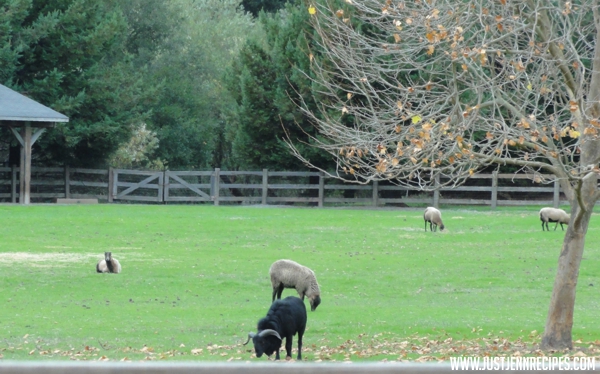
[[243, 330, 282, 358], [309, 295, 321, 311]]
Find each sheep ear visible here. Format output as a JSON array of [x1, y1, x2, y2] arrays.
[[258, 329, 282, 340]]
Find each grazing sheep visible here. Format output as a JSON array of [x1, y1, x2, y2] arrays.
[[243, 296, 307, 360], [96, 252, 121, 273], [539, 207, 570, 231], [269, 259, 321, 311], [424, 207, 445, 232]]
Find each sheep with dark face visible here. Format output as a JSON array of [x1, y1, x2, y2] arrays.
[[96, 252, 121, 273], [243, 296, 307, 361], [270, 259, 321, 311], [424, 207, 445, 232], [540, 207, 570, 231]]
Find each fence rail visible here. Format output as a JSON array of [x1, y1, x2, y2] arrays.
[[0, 166, 569, 208]]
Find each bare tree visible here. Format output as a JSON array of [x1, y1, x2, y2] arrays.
[[290, 0, 600, 350]]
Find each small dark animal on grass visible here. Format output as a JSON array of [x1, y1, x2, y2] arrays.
[[243, 296, 307, 361], [96, 252, 121, 273]]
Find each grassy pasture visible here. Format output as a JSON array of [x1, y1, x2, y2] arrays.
[[1, 204, 600, 362]]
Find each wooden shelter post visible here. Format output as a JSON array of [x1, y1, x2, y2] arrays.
[[10, 123, 46, 204], [1, 84, 68, 204]]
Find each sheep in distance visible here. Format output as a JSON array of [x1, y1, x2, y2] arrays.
[[539, 207, 570, 231], [96, 252, 122, 273], [424, 207, 445, 232]]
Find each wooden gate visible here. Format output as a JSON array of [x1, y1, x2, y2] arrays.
[[163, 170, 213, 202], [111, 169, 164, 202]]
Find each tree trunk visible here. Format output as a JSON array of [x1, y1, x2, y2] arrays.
[[541, 199, 593, 350]]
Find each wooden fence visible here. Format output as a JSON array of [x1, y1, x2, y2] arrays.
[[0, 166, 568, 208]]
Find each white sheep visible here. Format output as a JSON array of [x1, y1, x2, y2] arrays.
[[424, 207, 445, 232], [539, 207, 570, 231], [269, 259, 321, 311], [96, 252, 122, 273]]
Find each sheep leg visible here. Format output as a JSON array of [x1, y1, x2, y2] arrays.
[[541, 221, 546, 231], [285, 336, 293, 360], [297, 328, 304, 360], [424, 220, 428, 231], [272, 287, 278, 303], [276, 284, 284, 299], [560, 223, 565, 231], [554, 222, 558, 231]]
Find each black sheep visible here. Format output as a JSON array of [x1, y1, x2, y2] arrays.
[[243, 296, 307, 360]]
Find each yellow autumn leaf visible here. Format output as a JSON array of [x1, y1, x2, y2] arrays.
[[569, 130, 581, 139], [527, 82, 533, 91], [308, 5, 316, 15], [411, 115, 422, 124], [560, 128, 568, 137]]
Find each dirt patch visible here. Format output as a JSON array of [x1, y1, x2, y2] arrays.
[[0, 252, 99, 266]]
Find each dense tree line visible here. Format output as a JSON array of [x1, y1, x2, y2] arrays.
[[1, 0, 332, 171]]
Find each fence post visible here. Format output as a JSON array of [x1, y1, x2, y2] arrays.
[[262, 169, 268, 205], [108, 167, 114, 203], [11, 164, 17, 203], [553, 178, 560, 208], [318, 172, 325, 208], [158, 171, 165, 203], [433, 174, 440, 208], [491, 171, 498, 210], [64, 165, 70, 199], [372, 180, 379, 207], [213, 168, 220, 206], [162, 170, 169, 203]]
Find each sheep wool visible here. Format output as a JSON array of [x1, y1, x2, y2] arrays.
[[243, 296, 307, 360], [269, 259, 321, 311], [424, 207, 445, 232], [539, 207, 570, 231], [96, 252, 122, 273]]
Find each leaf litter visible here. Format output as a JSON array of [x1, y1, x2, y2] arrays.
[[3, 331, 600, 362]]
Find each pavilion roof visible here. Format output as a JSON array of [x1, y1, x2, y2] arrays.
[[0, 84, 68, 124]]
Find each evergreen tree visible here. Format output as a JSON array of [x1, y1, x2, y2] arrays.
[[0, 0, 153, 167], [226, 2, 332, 171], [240, 0, 291, 17]]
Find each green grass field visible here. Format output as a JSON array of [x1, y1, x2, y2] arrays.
[[1, 204, 599, 362]]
